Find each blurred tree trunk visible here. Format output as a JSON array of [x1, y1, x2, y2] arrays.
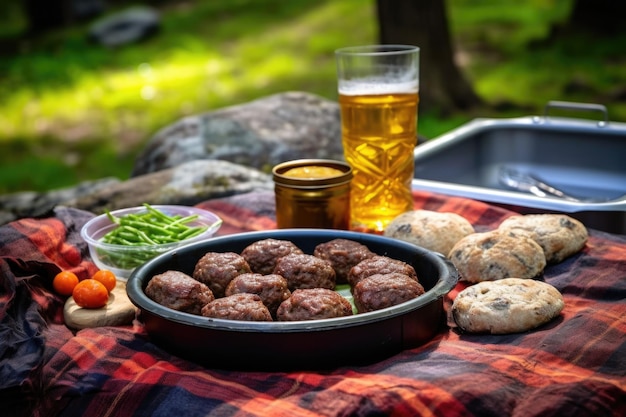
[[564, 0, 626, 35], [22, 0, 72, 34], [376, 0, 482, 113], [21, 0, 104, 35]]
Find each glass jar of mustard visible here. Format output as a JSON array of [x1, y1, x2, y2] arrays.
[[272, 159, 352, 229]]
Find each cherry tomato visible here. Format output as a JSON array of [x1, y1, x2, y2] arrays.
[[72, 279, 109, 309], [52, 271, 79, 296], [92, 269, 117, 293]]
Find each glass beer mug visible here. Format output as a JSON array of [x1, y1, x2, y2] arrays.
[[335, 45, 419, 233]]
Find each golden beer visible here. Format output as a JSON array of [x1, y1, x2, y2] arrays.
[[339, 91, 418, 232]]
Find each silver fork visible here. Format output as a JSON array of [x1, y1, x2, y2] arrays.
[[498, 167, 591, 202]]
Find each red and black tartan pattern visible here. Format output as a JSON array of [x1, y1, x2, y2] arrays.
[[1, 191, 625, 417]]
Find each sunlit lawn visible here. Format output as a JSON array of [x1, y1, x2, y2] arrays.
[[0, 0, 624, 193]]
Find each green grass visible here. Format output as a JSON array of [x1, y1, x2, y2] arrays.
[[1, 0, 625, 194]]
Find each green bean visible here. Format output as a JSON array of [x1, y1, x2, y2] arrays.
[[164, 215, 199, 230], [123, 219, 173, 235], [106, 236, 141, 246], [178, 225, 209, 240], [143, 203, 175, 222]]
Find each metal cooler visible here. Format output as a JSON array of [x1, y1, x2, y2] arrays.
[[412, 101, 626, 234]]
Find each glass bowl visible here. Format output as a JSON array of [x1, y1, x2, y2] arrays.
[[81, 205, 222, 280]]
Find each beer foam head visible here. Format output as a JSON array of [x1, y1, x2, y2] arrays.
[[338, 78, 419, 95]]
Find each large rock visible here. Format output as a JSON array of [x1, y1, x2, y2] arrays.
[[0, 160, 272, 224], [89, 6, 160, 47], [69, 159, 273, 214], [131, 91, 344, 176], [0, 177, 120, 225]]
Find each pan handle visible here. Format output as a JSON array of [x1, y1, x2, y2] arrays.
[[543, 100, 608, 126]]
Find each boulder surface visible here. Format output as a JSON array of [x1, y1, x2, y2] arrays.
[[131, 91, 344, 176]]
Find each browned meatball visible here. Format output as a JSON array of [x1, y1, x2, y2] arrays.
[[347, 255, 418, 287], [225, 273, 291, 318], [276, 288, 353, 321], [273, 253, 336, 291], [353, 273, 425, 313], [145, 270, 214, 315], [193, 252, 251, 298], [241, 239, 304, 275], [313, 239, 376, 284], [201, 293, 273, 321]]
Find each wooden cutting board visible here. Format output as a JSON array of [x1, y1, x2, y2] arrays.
[[64, 281, 137, 330]]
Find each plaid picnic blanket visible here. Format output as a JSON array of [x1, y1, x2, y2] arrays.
[[1, 190, 625, 417]]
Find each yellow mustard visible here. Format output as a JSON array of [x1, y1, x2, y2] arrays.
[[282, 166, 345, 179]]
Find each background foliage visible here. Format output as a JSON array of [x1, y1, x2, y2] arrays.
[[0, 0, 624, 193]]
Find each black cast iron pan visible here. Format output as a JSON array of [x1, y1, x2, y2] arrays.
[[126, 229, 458, 370]]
